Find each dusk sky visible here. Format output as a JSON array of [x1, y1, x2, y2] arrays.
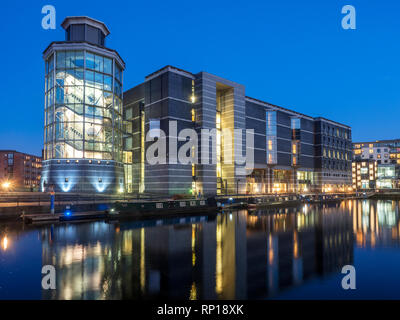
[[1, 0, 400, 156]]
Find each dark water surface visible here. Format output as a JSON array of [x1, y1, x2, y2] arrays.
[[1, 200, 400, 300]]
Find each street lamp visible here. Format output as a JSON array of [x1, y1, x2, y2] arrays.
[[2, 181, 11, 191]]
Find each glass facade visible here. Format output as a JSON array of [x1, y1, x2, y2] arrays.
[[291, 117, 301, 166], [377, 166, 395, 179], [44, 50, 123, 162], [266, 111, 277, 164]]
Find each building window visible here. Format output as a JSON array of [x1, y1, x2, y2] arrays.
[[46, 50, 123, 161], [291, 117, 301, 140], [292, 143, 297, 154], [266, 111, 277, 164], [191, 108, 195, 122], [149, 119, 161, 138]]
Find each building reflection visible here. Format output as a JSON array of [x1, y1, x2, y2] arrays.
[[2, 199, 399, 299], [37, 202, 359, 300], [245, 202, 353, 298], [352, 200, 400, 248], [36, 200, 400, 299]]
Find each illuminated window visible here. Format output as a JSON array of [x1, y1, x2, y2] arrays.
[[191, 109, 195, 122], [266, 111, 277, 164], [360, 167, 368, 174], [45, 50, 123, 161], [265, 140, 271, 151]]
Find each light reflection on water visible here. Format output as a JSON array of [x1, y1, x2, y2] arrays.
[[1, 200, 400, 300]]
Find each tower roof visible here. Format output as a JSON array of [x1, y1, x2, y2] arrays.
[[61, 16, 110, 37]]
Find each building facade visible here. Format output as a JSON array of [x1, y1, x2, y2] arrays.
[[353, 139, 400, 190], [41, 17, 125, 193], [0, 150, 42, 191], [124, 66, 352, 196], [351, 160, 377, 190]]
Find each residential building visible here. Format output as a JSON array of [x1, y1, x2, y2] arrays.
[[40, 16, 125, 193], [351, 160, 377, 190], [353, 141, 393, 164], [124, 66, 352, 196], [353, 139, 400, 190], [0, 150, 42, 191]]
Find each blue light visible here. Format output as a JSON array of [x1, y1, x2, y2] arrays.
[[64, 210, 72, 217]]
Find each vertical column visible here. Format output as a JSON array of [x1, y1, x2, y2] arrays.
[[195, 74, 217, 196]]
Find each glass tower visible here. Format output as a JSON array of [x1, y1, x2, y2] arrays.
[[41, 17, 125, 194]]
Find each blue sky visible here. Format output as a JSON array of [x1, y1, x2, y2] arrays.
[[1, 0, 400, 155]]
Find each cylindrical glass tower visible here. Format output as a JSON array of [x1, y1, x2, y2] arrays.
[[41, 17, 125, 194]]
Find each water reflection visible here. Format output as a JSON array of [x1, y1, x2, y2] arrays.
[[353, 200, 400, 248], [40, 205, 352, 300], [2, 200, 400, 300], [1, 236, 8, 251]]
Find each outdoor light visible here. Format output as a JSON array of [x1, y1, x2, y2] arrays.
[[2, 182, 11, 190], [2, 236, 8, 251]]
